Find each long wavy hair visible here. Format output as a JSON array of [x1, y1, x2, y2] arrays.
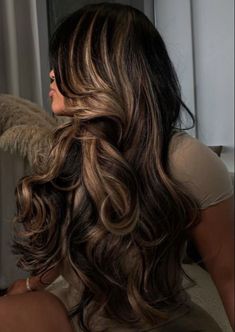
[[13, 3, 199, 331]]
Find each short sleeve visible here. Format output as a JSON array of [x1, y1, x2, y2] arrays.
[[169, 132, 233, 209]]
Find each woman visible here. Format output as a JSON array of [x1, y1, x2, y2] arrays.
[[0, 3, 233, 332]]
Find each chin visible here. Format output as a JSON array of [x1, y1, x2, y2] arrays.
[[51, 107, 73, 117], [51, 102, 66, 115], [51, 108, 66, 115]]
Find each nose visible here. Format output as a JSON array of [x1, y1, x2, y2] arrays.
[[49, 70, 55, 81]]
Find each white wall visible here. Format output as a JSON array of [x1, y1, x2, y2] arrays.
[[192, 0, 234, 171], [154, 0, 234, 172], [154, 0, 196, 136]]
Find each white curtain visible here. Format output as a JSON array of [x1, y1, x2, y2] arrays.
[[0, 0, 49, 287], [0, 0, 50, 107]]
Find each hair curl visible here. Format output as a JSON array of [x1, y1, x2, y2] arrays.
[[13, 3, 199, 331]]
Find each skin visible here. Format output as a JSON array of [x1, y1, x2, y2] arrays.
[[49, 70, 66, 115], [190, 196, 234, 329], [0, 291, 74, 332], [7, 265, 61, 295], [1, 73, 234, 330]]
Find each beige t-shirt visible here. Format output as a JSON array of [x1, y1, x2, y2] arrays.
[[169, 132, 233, 209]]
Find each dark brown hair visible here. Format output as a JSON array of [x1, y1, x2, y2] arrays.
[[13, 3, 199, 331]]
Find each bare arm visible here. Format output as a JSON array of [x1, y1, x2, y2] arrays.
[[190, 196, 234, 329]]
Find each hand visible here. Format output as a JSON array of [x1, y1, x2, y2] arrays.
[[7, 279, 29, 295], [6, 266, 60, 296]]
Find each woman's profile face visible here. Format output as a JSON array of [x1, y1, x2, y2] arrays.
[[49, 70, 65, 115]]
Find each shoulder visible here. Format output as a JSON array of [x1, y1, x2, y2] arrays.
[[0, 291, 74, 332], [168, 132, 233, 209]]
